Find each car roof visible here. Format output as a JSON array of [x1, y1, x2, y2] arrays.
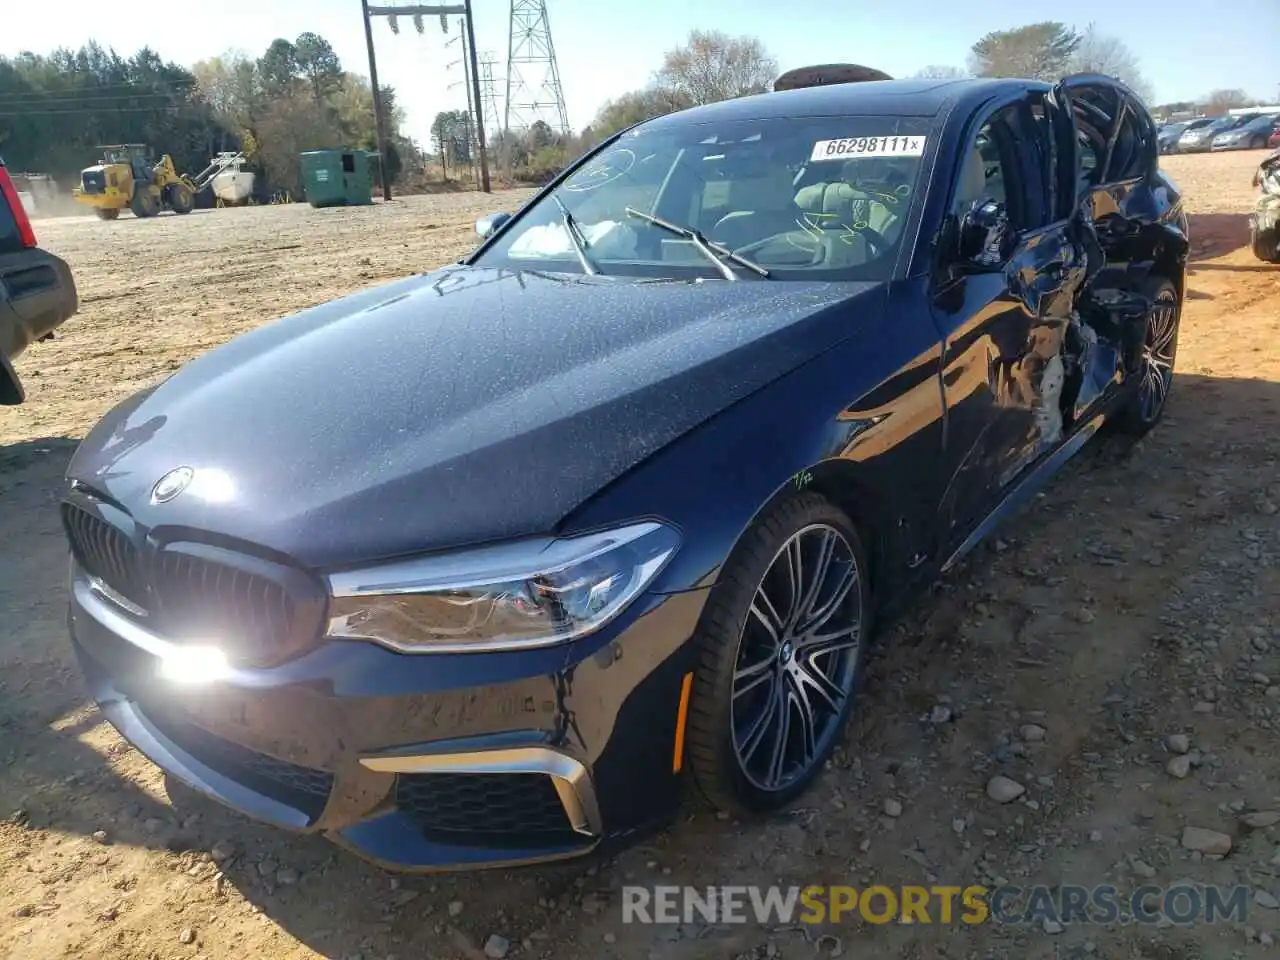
[[639, 77, 1048, 130]]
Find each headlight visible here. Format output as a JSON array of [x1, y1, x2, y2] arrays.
[[325, 521, 680, 653]]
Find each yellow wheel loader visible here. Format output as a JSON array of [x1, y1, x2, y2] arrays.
[[72, 144, 196, 220]]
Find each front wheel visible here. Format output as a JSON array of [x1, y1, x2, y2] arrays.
[[1115, 276, 1180, 435], [684, 493, 871, 814], [130, 189, 159, 218], [166, 182, 195, 214], [1251, 220, 1280, 263]]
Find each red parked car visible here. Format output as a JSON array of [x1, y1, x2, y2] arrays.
[[0, 155, 78, 404], [1268, 126, 1280, 149]]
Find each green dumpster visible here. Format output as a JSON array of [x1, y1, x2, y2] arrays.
[[300, 149, 374, 208]]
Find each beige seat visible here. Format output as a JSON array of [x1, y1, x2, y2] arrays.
[[794, 160, 906, 253], [708, 175, 804, 251]]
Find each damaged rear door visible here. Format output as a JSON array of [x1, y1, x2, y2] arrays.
[[929, 87, 1094, 545], [1052, 74, 1172, 421]]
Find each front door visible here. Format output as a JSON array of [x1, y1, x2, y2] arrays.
[[929, 92, 1090, 548]]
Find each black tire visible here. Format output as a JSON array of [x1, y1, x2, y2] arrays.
[[684, 492, 872, 815], [1115, 275, 1180, 436], [130, 188, 159, 218], [166, 182, 194, 214], [95, 208, 120, 221], [1252, 223, 1280, 264]]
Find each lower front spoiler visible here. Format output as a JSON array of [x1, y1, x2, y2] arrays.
[[75, 638, 605, 872]]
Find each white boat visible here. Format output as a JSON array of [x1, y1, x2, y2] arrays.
[[211, 164, 255, 204]]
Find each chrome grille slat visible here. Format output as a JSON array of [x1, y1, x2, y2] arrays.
[[61, 503, 321, 666]]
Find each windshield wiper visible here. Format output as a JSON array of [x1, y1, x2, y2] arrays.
[[623, 207, 769, 279], [551, 194, 600, 276]]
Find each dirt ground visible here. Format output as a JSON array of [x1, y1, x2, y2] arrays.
[[1, 150, 1278, 960]]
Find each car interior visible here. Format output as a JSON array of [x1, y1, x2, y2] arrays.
[[533, 140, 926, 274]]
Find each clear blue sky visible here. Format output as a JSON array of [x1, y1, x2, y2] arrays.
[[4, 0, 1278, 147]]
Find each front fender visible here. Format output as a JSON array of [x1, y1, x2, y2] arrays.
[[559, 329, 945, 603]]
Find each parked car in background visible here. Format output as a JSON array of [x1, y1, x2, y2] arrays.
[[1157, 122, 1189, 154], [1212, 114, 1280, 151], [1158, 117, 1211, 154], [60, 72, 1188, 872], [1179, 115, 1248, 153], [1268, 125, 1280, 149], [1, 155, 78, 405]]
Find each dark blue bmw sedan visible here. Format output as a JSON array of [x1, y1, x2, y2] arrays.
[[62, 70, 1187, 871]]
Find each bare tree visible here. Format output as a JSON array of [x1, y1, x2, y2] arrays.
[[968, 22, 1081, 81], [653, 30, 778, 107], [1201, 88, 1251, 116], [1069, 24, 1154, 104], [591, 86, 692, 139], [913, 65, 969, 80], [193, 54, 262, 123]]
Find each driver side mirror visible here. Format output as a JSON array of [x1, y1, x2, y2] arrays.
[[957, 198, 1015, 268], [475, 212, 511, 239]]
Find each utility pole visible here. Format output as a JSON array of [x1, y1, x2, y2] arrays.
[[464, 1, 491, 193], [365, 2, 491, 194], [360, 0, 393, 200], [445, 19, 478, 188]]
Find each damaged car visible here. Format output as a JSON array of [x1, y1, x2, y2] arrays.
[[61, 71, 1186, 872], [1251, 147, 1280, 263]]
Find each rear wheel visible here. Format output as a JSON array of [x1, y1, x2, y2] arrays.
[[95, 208, 120, 221], [1252, 222, 1280, 263], [685, 493, 871, 814], [166, 182, 194, 214], [130, 188, 159, 218], [1115, 276, 1180, 435]]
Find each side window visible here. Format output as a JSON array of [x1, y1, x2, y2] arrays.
[[951, 100, 1041, 231], [1106, 102, 1153, 182]]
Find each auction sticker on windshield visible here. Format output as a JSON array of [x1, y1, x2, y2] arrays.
[[810, 136, 926, 162]]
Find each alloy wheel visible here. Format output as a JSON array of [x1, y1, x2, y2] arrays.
[[730, 523, 863, 792], [1137, 291, 1178, 423]]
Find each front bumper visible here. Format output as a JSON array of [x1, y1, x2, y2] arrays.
[[69, 567, 710, 871]]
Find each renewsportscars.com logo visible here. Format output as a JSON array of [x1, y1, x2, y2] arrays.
[[621, 884, 1253, 927]]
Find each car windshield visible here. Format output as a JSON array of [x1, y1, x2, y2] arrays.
[[473, 114, 934, 282]]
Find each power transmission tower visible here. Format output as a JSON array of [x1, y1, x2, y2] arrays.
[[504, 0, 570, 139], [445, 17, 480, 187], [477, 55, 503, 149]]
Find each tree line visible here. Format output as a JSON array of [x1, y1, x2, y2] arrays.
[[464, 21, 1270, 184], [2, 22, 1267, 198], [0, 34, 416, 197]]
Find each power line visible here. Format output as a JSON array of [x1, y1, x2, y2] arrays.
[[0, 82, 196, 104], [0, 92, 194, 109], [0, 104, 188, 118]]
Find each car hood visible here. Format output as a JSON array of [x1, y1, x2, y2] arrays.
[[68, 265, 881, 567]]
